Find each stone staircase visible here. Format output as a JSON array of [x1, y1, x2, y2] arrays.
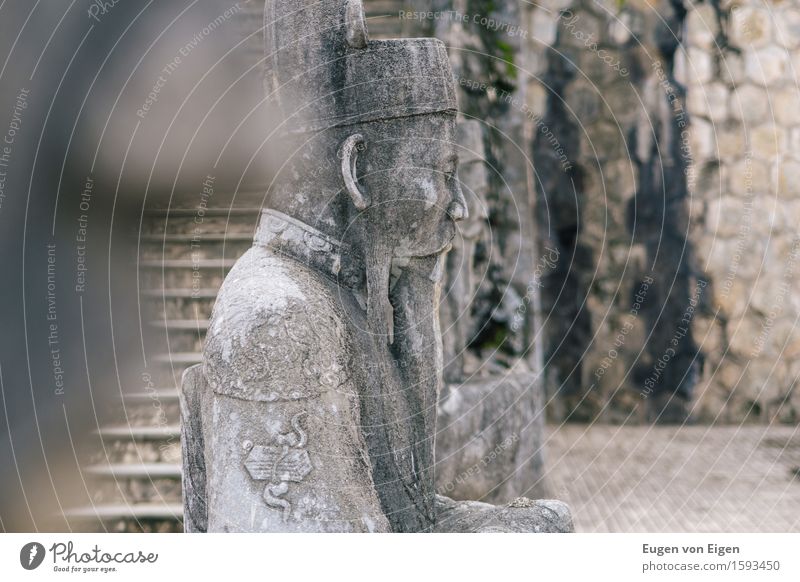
[[68, 206, 261, 532], [363, 1, 421, 39]]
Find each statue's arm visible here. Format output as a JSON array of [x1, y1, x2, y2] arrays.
[[179, 364, 208, 533]]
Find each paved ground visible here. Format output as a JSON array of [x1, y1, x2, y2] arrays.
[[545, 425, 800, 532]]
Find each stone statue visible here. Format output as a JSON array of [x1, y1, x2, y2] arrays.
[[440, 120, 490, 384], [434, 121, 548, 503], [180, 0, 572, 533]]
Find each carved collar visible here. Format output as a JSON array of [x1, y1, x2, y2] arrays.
[[254, 209, 365, 290]]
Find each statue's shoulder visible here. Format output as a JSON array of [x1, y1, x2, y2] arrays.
[[203, 246, 352, 402]]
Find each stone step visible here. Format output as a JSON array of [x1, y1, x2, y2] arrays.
[[86, 463, 181, 479], [124, 390, 179, 403], [87, 485, 183, 511], [363, 0, 404, 13], [149, 320, 208, 352], [142, 288, 218, 298], [145, 207, 260, 217], [141, 290, 217, 321], [150, 319, 209, 331], [118, 394, 180, 424], [149, 299, 216, 320], [85, 464, 183, 506], [161, 333, 205, 353], [97, 438, 181, 465], [118, 398, 181, 426], [363, 1, 421, 38], [140, 221, 256, 239], [140, 258, 237, 269], [139, 259, 234, 289], [153, 352, 202, 366], [144, 206, 261, 218], [141, 354, 199, 386], [139, 238, 252, 261], [139, 233, 253, 243], [66, 504, 183, 521], [140, 207, 260, 237], [364, 20, 403, 39], [98, 425, 181, 441]]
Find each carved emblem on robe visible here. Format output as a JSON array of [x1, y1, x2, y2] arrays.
[[242, 412, 311, 520]]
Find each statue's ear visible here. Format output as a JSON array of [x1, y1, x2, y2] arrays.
[[338, 133, 370, 210]]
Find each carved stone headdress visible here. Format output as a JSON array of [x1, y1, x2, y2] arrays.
[[264, 0, 458, 135]]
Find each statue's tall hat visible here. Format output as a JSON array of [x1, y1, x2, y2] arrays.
[[264, 0, 458, 134]]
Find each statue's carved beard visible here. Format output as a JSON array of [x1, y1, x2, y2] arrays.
[[364, 240, 395, 346], [362, 225, 453, 346], [360, 240, 446, 532]]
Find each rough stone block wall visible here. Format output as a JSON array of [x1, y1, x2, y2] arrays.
[[523, 0, 699, 423], [683, 0, 800, 423]]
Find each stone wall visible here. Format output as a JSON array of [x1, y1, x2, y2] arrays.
[[522, 0, 699, 423], [518, 0, 800, 424], [683, 0, 800, 423]]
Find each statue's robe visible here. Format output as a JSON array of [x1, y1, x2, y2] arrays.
[[180, 210, 389, 532]]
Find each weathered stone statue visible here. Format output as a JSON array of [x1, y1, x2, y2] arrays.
[[440, 120, 490, 385], [180, 0, 572, 533], [434, 121, 547, 503]]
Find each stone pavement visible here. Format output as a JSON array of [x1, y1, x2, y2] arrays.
[[545, 425, 800, 532]]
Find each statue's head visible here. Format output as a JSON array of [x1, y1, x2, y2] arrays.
[[264, 0, 466, 341], [338, 112, 465, 259]]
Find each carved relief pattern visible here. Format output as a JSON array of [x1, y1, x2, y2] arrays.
[[204, 288, 346, 401], [243, 412, 312, 520]]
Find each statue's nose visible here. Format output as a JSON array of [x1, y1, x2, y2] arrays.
[[447, 180, 468, 222]]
